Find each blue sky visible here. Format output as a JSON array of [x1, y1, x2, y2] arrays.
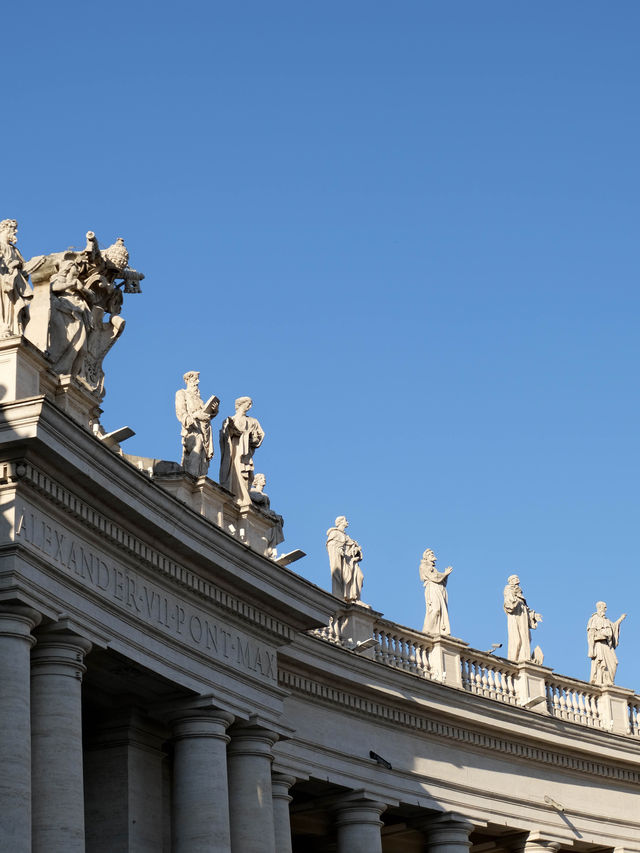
[[6, 3, 640, 689]]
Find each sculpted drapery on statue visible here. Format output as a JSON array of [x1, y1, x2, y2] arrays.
[[175, 371, 220, 477], [420, 549, 452, 635], [219, 397, 265, 504], [326, 516, 364, 603], [0, 219, 32, 337], [503, 574, 542, 662], [26, 230, 143, 399], [587, 601, 626, 685], [249, 473, 284, 557]]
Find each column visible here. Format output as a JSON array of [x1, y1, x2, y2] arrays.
[[0, 604, 40, 853], [423, 812, 474, 853], [171, 709, 234, 853], [271, 773, 295, 853], [31, 625, 92, 853], [516, 833, 561, 853], [227, 722, 279, 853], [333, 794, 387, 853]]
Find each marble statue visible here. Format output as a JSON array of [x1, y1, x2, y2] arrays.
[[503, 575, 542, 662], [249, 473, 284, 557], [175, 371, 220, 477], [0, 219, 32, 337], [27, 231, 143, 398], [219, 397, 264, 504], [326, 516, 364, 602], [420, 549, 452, 635], [587, 601, 626, 686]]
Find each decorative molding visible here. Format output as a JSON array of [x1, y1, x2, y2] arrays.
[[279, 668, 640, 786], [3, 459, 295, 644]]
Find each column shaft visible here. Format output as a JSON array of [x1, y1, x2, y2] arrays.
[[271, 773, 295, 853], [227, 723, 278, 853], [31, 627, 92, 853], [171, 710, 234, 853], [0, 605, 40, 853]]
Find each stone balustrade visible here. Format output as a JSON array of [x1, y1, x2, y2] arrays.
[[310, 609, 640, 739]]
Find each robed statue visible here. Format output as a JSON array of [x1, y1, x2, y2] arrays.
[[219, 397, 264, 504], [0, 219, 32, 337], [420, 549, 452, 635], [326, 516, 364, 603], [175, 371, 219, 477], [503, 574, 542, 662], [587, 601, 626, 685]]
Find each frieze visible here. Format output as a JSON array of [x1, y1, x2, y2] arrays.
[[15, 503, 277, 683], [279, 668, 640, 785], [4, 459, 294, 642]]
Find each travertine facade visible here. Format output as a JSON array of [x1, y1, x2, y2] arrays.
[[0, 224, 639, 853]]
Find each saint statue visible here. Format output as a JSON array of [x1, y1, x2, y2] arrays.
[[587, 601, 626, 686], [503, 574, 542, 662], [219, 397, 264, 504], [420, 549, 452, 635], [249, 473, 284, 557], [175, 371, 219, 477], [0, 219, 32, 337], [326, 516, 364, 603]]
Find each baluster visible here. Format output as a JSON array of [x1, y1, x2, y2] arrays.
[[551, 685, 561, 716]]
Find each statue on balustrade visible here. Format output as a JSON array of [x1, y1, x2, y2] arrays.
[[175, 371, 220, 478], [420, 548, 452, 635], [250, 473, 284, 557], [0, 219, 32, 337], [587, 601, 626, 686], [219, 397, 264, 504], [326, 516, 364, 602], [503, 574, 542, 662], [26, 230, 143, 399]]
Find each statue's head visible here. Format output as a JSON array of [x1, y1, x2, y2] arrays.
[[0, 219, 18, 243], [421, 548, 436, 565], [596, 601, 607, 615], [183, 371, 200, 387], [335, 515, 348, 530], [507, 574, 520, 586], [235, 396, 252, 414], [253, 473, 266, 490]]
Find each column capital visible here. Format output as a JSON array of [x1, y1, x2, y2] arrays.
[[514, 832, 562, 853], [271, 773, 296, 802], [332, 792, 387, 828], [421, 811, 475, 844], [171, 708, 235, 743], [0, 603, 41, 644], [228, 719, 279, 759], [31, 624, 92, 681]]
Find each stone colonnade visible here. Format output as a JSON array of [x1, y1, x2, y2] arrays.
[[0, 601, 567, 853]]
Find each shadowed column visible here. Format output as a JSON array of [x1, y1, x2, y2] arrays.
[[333, 794, 387, 853]]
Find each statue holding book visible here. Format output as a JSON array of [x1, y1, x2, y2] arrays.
[[175, 371, 220, 477]]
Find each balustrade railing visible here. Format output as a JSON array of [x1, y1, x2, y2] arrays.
[[460, 652, 518, 704], [545, 676, 602, 728], [372, 620, 432, 679], [629, 699, 640, 736]]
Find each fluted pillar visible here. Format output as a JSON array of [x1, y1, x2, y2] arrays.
[[423, 812, 474, 853], [0, 604, 40, 853], [271, 773, 295, 853], [171, 709, 234, 853], [227, 722, 279, 853], [333, 794, 387, 853], [31, 626, 92, 853]]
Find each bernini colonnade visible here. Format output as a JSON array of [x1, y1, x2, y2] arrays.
[[0, 225, 638, 852]]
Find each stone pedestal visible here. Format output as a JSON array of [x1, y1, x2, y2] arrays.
[[171, 709, 234, 853], [31, 625, 92, 853], [271, 773, 296, 853], [428, 636, 468, 687], [0, 335, 55, 404], [227, 721, 279, 853], [84, 710, 167, 853], [0, 604, 41, 853], [598, 685, 634, 735], [422, 812, 474, 853], [337, 603, 381, 658], [514, 661, 551, 714], [333, 793, 387, 853]]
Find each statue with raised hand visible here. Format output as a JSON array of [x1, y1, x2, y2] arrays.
[[175, 371, 219, 477], [587, 601, 626, 685], [420, 549, 452, 635]]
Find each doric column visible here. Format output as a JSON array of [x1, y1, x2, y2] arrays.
[[516, 833, 561, 853], [171, 709, 234, 853], [333, 794, 387, 853], [227, 721, 279, 853], [31, 625, 92, 853], [0, 604, 40, 853], [423, 812, 474, 853], [271, 773, 296, 853]]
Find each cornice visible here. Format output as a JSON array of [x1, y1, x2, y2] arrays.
[[278, 666, 640, 785]]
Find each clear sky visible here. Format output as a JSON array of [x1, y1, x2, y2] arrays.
[[6, 3, 640, 689]]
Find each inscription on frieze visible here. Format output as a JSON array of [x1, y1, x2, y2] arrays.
[[14, 505, 276, 682]]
